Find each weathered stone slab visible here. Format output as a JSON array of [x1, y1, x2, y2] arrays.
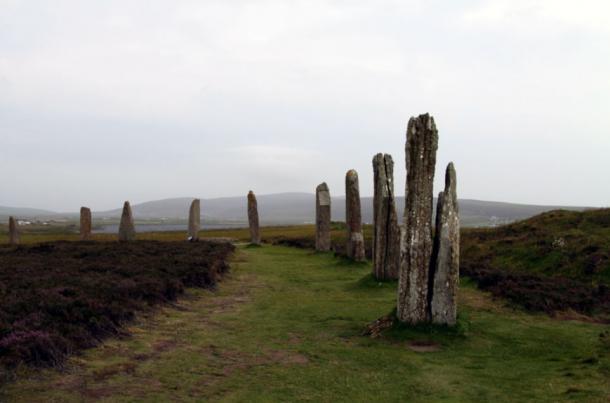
[[345, 170, 366, 262], [8, 216, 19, 245], [188, 199, 201, 241], [372, 153, 400, 281], [248, 191, 261, 245], [397, 113, 439, 324], [318, 189, 331, 206], [315, 183, 331, 252], [431, 163, 460, 326], [80, 207, 92, 241], [118, 201, 136, 242]]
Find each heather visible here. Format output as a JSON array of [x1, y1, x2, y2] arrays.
[[0, 240, 233, 371]]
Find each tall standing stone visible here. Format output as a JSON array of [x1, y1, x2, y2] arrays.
[[118, 201, 136, 242], [397, 113, 439, 324], [8, 216, 19, 245], [372, 154, 400, 281], [345, 170, 366, 262], [188, 199, 201, 241], [247, 191, 261, 245], [430, 163, 460, 326], [80, 207, 92, 241], [315, 183, 331, 252]]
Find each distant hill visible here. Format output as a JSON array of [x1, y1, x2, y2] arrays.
[[0, 206, 61, 220], [97, 193, 315, 223], [97, 193, 587, 227], [1, 193, 589, 228]]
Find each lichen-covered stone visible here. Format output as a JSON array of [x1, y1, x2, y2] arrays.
[[345, 170, 366, 262], [188, 199, 201, 241], [372, 153, 400, 280], [397, 113, 439, 324], [80, 207, 92, 241], [315, 183, 331, 252], [247, 191, 261, 245], [431, 163, 460, 326], [118, 201, 136, 242], [8, 216, 19, 245]]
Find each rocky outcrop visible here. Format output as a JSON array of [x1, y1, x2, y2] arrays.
[[80, 207, 92, 241], [188, 199, 201, 241], [248, 191, 261, 245], [372, 153, 400, 280], [118, 201, 136, 242], [430, 163, 460, 326], [315, 183, 331, 252], [345, 170, 366, 262]]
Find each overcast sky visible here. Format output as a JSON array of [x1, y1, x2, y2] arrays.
[[1, 0, 609, 211]]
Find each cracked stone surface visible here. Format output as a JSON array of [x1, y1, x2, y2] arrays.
[[430, 163, 460, 326], [188, 199, 201, 241], [315, 183, 331, 252], [8, 216, 19, 245], [345, 170, 366, 262], [397, 113, 439, 324], [372, 153, 400, 280], [80, 207, 92, 241], [247, 191, 261, 245], [118, 201, 136, 242]]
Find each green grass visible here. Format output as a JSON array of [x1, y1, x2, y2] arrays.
[[2, 244, 609, 402]]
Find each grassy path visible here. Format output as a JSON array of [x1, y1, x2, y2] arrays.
[[2, 245, 609, 402]]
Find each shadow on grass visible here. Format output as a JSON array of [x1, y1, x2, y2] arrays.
[[332, 255, 370, 269], [387, 316, 470, 341], [304, 250, 335, 257], [348, 273, 398, 291], [364, 309, 471, 348]]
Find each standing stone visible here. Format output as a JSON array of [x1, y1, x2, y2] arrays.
[[372, 154, 400, 281], [315, 183, 331, 252], [188, 199, 201, 241], [80, 207, 92, 241], [247, 191, 261, 245], [345, 170, 366, 262], [430, 163, 460, 326], [118, 201, 136, 242], [397, 113, 439, 324], [8, 216, 19, 245]]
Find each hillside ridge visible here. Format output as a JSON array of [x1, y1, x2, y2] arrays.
[[1, 194, 590, 227]]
